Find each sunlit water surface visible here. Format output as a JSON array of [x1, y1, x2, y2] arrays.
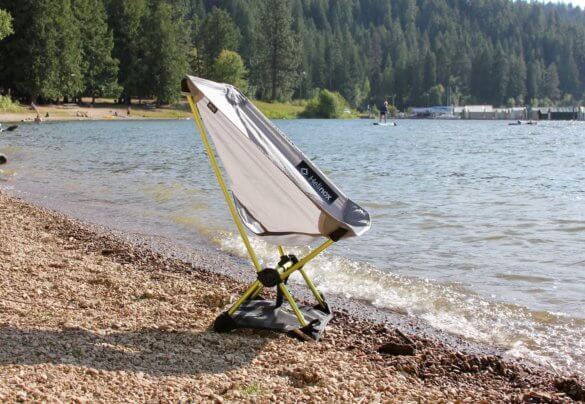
[[1, 119, 584, 374]]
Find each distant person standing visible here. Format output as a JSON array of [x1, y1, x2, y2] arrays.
[[379, 100, 389, 123]]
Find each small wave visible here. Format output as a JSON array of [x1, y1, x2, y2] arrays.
[[556, 226, 585, 233], [417, 220, 464, 230], [462, 234, 507, 242], [213, 230, 585, 375], [363, 201, 409, 209], [495, 273, 553, 283]]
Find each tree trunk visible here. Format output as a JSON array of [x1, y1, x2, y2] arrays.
[[271, 63, 277, 101], [271, 22, 278, 101]]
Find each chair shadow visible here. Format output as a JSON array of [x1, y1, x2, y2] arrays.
[[0, 325, 272, 376]]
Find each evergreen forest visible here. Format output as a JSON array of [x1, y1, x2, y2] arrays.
[[1, 0, 584, 109]]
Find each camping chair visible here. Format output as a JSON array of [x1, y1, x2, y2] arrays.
[[182, 76, 371, 340]]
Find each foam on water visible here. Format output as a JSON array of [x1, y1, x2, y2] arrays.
[[214, 230, 585, 374]]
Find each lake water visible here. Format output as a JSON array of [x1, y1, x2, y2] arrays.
[[1, 119, 584, 374]]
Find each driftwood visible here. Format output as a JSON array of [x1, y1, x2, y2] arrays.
[[377, 328, 417, 356]]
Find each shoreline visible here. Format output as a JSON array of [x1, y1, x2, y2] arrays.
[[0, 99, 304, 123], [1, 102, 191, 124], [1, 190, 583, 401]]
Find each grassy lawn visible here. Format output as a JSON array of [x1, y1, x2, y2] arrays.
[[0, 98, 322, 121], [134, 108, 190, 119], [0, 96, 27, 113], [251, 100, 305, 119]]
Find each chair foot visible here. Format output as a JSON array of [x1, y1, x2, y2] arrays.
[[213, 311, 238, 333]]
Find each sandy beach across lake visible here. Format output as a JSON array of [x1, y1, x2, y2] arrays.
[[1, 103, 190, 124], [0, 190, 583, 402]]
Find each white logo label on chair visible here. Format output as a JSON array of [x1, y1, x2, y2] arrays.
[[297, 161, 338, 204]]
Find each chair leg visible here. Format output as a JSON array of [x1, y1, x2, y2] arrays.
[[227, 280, 262, 316], [277, 283, 308, 327], [278, 245, 326, 309], [298, 268, 326, 309]]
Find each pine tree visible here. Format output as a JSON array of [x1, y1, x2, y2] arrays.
[[367, 30, 384, 101], [253, 0, 301, 101], [56, 0, 85, 101], [199, 7, 241, 73], [527, 58, 544, 101], [379, 59, 394, 102], [73, 0, 120, 103], [507, 55, 527, 104], [559, 46, 580, 96], [2, 0, 585, 107], [490, 45, 509, 106], [144, 1, 188, 104], [423, 51, 437, 92], [106, 0, 148, 103], [390, 24, 409, 107], [471, 46, 493, 103], [0, 0, 82, 102], [544, 63, 561, 101]]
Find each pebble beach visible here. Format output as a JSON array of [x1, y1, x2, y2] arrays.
[[1, 190, 584, 402]]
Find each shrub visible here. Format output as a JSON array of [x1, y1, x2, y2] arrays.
[[210, 50, 248, 92], [301, 89, 348, 118], [0, 95, 23, 112]]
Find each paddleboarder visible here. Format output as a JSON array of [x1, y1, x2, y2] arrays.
[[379, 100, 389, 124]]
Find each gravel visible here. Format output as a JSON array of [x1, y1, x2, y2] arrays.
[[1, 190, 582, 402]]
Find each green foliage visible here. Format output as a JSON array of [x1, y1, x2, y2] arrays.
[[73, 0, 120, 101], [210, 50, 248, 91], [0, 0, 83, 101], [0, 8, 12, 40], [301, 89, 348, 118], [252, 100, 304, 119], [0, 95, 22, 112], [106, 0, 149, 102], [544, 64, 561, 101], [187, 47, 205, 77], [428, 84, 445, 106], [558, 94, 574, 107], [199, 7, 241, 72], [143, 2, 188, 104], [1, 0, 585, 109], [252, 0, 302, 101], [239, 382, 268, 397]]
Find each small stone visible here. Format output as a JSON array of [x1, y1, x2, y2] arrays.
[[555, 377, 585, 401]]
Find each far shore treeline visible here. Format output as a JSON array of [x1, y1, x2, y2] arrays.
[[1, 0, 585, 110]]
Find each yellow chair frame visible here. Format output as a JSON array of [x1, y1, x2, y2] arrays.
[[186, 96, 333, 331]]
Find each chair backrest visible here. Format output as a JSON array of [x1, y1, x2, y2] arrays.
[[183, 76, 370, 246]]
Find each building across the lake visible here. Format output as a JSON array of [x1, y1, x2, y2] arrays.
[[410, 105, 584, 120], [454, 105, 495, 120], [411, 106, 455, 118], [453, 105, 527, 120], [531, 107, 583, 121]]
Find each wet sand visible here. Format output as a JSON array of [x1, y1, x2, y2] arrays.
[[0, 190, 583, 402]]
